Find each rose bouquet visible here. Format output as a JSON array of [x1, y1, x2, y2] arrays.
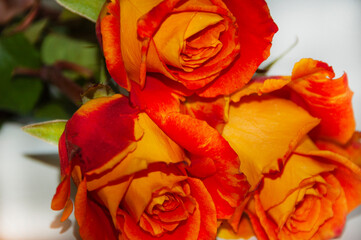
[[21, 0, 361, 239]]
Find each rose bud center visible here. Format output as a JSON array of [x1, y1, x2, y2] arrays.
[[153, 12, 226, 73], [138, 183, 196, 237]]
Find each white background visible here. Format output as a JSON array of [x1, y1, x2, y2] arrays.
[[0, 0, 360, 239]]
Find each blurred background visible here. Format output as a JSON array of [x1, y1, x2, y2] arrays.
[[0, 0, 360, 239]]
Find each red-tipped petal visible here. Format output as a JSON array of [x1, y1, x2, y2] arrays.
[[99, 0, 130, 90], [137, 0, 182, 39], [64, 95, 139, 173], [51, 174, 71, 211], [75, 180, 118, 240], [289, 58, 355, 144]]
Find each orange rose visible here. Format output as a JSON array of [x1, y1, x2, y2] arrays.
[[244, 137, 361, 240], [214, 59, 361, 239], [218, 96, 361, 240], [51, 94, 218, 239], [97, 0, 277, 97]]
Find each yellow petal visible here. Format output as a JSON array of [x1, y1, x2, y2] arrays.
[[231, 77, 291, 103], [95, 175, 133, 227], [295, 146, 361, 179], [222, 96, 320, 189], [217, 216, 255, 239], [120, 0, 163, 83]]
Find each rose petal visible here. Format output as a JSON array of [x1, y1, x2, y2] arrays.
[[217, 215, 255, 239], [139, 213, 180, 236], [294, 147, 361, 181], [253, 194, 278, 240], [51, 173, 71, 211], [309, 174, 347, 240], [94, 175, 133, 227], [316, 131, 361, 167], [75, 179, 118, 240], [153, 196, 191, 223], [60, 199, 73, 222], [226, 195, 251, 232], [222, 96, 320, 189], [245, 207, 269, 240], [86, 112, 185, 190], [65, 95, 139, 174], [98, 0, 130, 90], [333, 166, 361, 213], [59, 133, 69, 176], [288, 58, 355, 144], [183, 95, 229, 131], [230, 76, 291, 103], [137, 0, 183, 39], [119, 207, 198, 240], [187, 178, 217, 240]]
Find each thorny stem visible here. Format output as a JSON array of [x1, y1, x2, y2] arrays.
[[55, 61, 93, 78], [13, 62, 85, 105]]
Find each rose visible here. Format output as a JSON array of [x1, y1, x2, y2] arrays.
[[97, 0, 278, 97], [219, 137, 361, 240], [245, 137, 361, 240], [218, 97, 361, 240], [75, 164, 217, 240], [51, 94, 218, 239], [97, 166, 217, 240], [212, 58, 361, 239]]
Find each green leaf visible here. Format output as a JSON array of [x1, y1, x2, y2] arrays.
[[22, 120, 67, 145], [0, 34, 43, 114], [41, 33, 99, 73], [24, 19, 48, 44], [0, 34, 40, 68], [56, 0, 105, 22], [59, 9, 83, 22]]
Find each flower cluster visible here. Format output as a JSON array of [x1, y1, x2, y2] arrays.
[[52, 0, 361, 239]]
